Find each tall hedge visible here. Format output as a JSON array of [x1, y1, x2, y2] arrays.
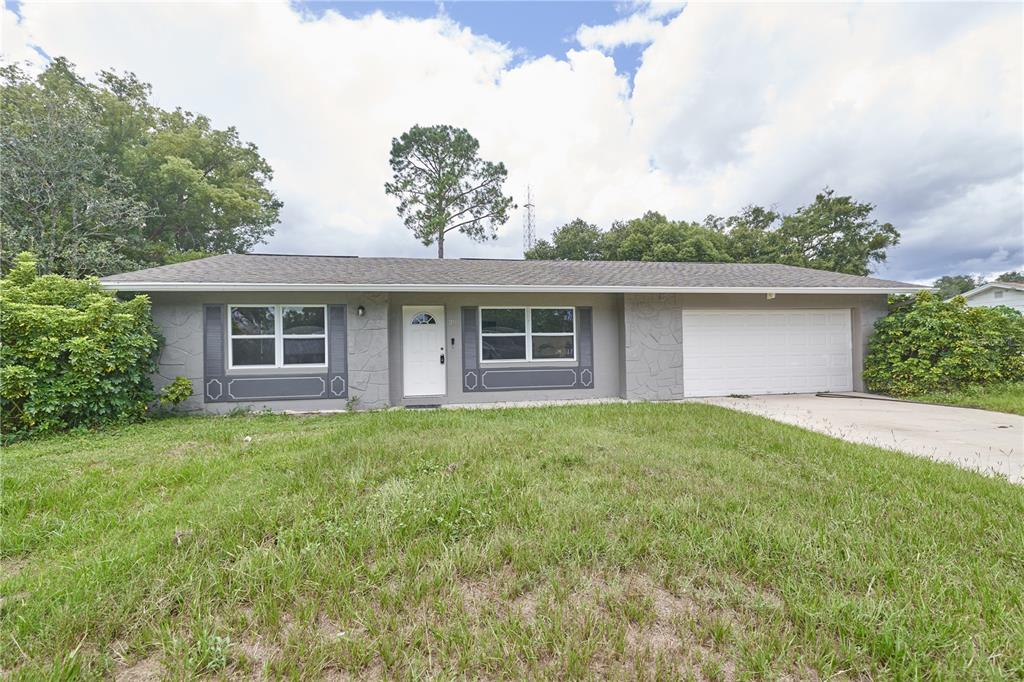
[[864, 290, 1024, 397], [0, 252, 159, 441]]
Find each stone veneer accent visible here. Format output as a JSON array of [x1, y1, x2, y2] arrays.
[[345, 293, 390, 409], [151, 302, 205, 411], [623, 294, 685, 401]]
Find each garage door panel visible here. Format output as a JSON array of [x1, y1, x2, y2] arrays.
[[682, 309, 853, 397]]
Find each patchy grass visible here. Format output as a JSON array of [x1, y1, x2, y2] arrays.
[[2, 403, 1023, 680], [909, 382, 1024, 416]]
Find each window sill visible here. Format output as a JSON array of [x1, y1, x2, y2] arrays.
[[226, 366, 329, 376], [478, 360, 578, 369]]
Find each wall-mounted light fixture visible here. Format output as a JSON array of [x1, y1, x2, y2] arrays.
[[766, 292, 776, 300], [357, 305, 366, 316]]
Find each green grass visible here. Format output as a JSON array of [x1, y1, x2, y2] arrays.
[[3, 403, 1023, 680], [910, 382, 1024, 416]]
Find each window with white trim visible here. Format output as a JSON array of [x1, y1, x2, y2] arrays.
[[228, 305, 327, 368], [994, 290, 1005, 299], [480, 307, 575, 362]]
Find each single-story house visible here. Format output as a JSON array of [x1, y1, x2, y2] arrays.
[[955, 281, 1024, 313], [100, 254, 922, 412]]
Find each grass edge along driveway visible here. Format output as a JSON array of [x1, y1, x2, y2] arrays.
[[908, 381, 1024, 416], [3, 403, 1023, 680]]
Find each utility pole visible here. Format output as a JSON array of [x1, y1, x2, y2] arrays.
[[522, 185, 536, 254]]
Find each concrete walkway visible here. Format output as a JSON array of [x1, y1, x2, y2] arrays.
[[694, 393, 1023, 483]]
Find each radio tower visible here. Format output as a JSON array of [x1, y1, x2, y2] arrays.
[[522, 185, 536, 254]]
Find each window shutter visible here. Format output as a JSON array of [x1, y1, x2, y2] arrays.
[[203, 305, 226, 401]]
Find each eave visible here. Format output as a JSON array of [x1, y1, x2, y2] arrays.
[[98, 281, 924, 295]]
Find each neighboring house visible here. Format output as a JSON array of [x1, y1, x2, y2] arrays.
[[955, 281, 1024, 313], [100, 255, 921, 412]]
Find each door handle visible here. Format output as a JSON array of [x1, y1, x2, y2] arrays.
[[440, 348, 445, 365]]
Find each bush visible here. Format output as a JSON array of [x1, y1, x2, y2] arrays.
[[159, 376, 194, 408], [0, 252, 159, 441], [864, 290, 1024, 397]]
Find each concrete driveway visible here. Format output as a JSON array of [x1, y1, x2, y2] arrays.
[[694, 393, 1023, 483]]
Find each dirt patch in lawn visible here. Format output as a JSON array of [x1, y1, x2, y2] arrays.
[[456, 567, 538, 623], [0, 556, 29, 580], [113, 654, 163, 681], [450, 568, 759, 678]]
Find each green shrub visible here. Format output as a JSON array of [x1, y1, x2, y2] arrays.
[[864, 290, 1024, 397], [0, 252, 159, 441], [159, 376, 194, 408]]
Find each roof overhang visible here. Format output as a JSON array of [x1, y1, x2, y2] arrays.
[[98, 281, 924, 295]]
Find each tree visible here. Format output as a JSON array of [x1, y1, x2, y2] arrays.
[[933, 274, 981, 299], [712, 205, 783, 264], [773, 188, 899, 276], [0, 59, 281, 275], [0, 62, 150, 277], [385, 124, 514, 258], [120, 107, 281, 262], [995, 271, 1024, 283], [525, 219, 602, 260], [602, 211, 731, 262]]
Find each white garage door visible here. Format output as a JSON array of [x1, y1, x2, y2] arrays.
[[682, 309, 853, 397]]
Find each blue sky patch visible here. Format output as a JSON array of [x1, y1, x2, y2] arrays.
[[294, 1, 657, 76]]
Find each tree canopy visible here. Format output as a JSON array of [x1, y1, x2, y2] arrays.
[[932, 275, 982, 299], [0, 59, 281, 276], [930, 271, 1023, 299], [385, 124, 514, 258], [526, 188, 900, 276], [601, 212, 731, 263]]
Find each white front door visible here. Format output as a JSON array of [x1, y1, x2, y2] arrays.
[[402, 305, 447, 397], [682, 309, 853, 397]]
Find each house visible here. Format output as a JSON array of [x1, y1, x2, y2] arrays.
[[99, 254, 921, 412], [955, 281, 1024, 313]]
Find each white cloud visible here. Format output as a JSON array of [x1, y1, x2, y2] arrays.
[[627, 3, 1023, 280], [1, 1, 1020, 280], [576, 1, 684, 51], [576, 12, 666, 51]]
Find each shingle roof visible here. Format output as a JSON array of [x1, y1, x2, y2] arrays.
[[100, 254, 922, 292]]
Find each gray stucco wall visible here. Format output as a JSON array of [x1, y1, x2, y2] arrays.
[[623, 293, 890, 399], [147, 292, 389, 412], [387, 292, 624, 406]]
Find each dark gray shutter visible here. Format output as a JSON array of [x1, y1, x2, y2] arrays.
[[461, 307, 480, 391], [577, 307, 593, 366], [203, 305, 226, 401], [327, 304, 348, 398]]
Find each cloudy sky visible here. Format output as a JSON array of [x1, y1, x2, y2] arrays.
[[3, 1, 1022, 283]]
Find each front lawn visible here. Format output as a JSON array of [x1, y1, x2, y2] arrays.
[[3, 404, 1022, 679], [908, 381, 1024, 416]]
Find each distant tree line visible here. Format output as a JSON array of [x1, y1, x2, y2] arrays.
[[524, 188, 900, 277], [1, 58, 282, 277]]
